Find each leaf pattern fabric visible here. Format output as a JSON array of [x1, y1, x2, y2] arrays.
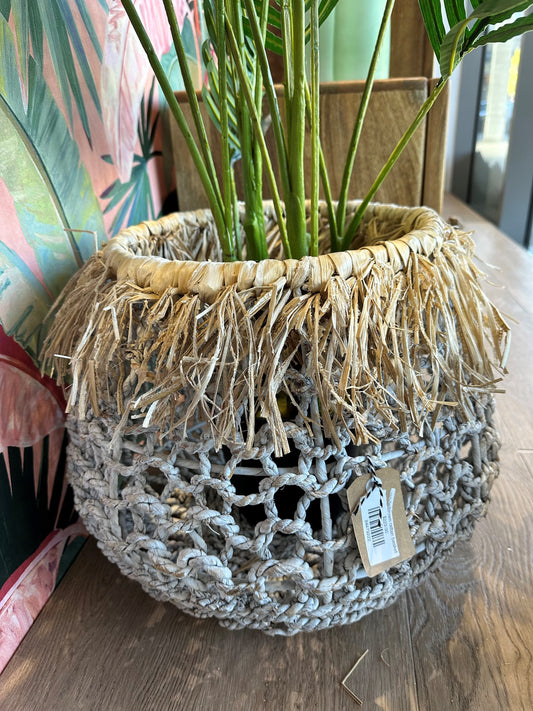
[[102, 0, 191, 182], [0, 0, 204, 672]]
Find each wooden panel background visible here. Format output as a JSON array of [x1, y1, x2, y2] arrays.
[[423, 79, 448, 211], [171, 78, 447, 216], [390, 0, 435, 78]]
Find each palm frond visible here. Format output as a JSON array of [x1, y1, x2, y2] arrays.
[[242, 0, 342, 54], [201, 35, 245, 163], [0, 1, 11, 20], [418, 0, 447, 59], [438, 0, 533, 78], [101, 83, 161, 233], [471, 11, 533, 47], [0, 17, 105, 359], [2, 0, 103, 145], [419, 0, 533, 74]]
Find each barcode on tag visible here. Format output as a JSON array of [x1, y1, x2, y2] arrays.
[[347, 467, 415, 577], [368, 504, 385, 547], [359, 485, 399, 567]]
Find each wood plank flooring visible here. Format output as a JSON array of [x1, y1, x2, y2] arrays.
[[1, 195, 532, 710]]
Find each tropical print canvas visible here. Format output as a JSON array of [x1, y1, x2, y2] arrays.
[[0, 0, 203, 673]]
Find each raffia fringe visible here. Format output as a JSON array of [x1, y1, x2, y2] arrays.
[[41, 201, 510, 456]]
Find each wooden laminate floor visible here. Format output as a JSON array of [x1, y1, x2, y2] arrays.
[[1, 195, 532, 710]]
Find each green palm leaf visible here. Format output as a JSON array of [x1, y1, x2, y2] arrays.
[[73, 0, 104, 62], [443, 0, 466, 26], [202, 46, 242, 162], [201, 0, 250, 165], [244, 0, 342, 54], [0, 17, 105, 359], [419, 1, 533, 73], [419, 0, 450, 60], [27, 1, 43, 66], [471, 11, 533, 46], [439, 0, 533, 78], [101, 83, 161, 233], [2, 0, 103, 146]]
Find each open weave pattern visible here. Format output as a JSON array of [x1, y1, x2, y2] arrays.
[[67, 390, 499, 635]]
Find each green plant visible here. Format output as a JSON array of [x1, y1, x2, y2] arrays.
[[121, 0, 533, 262]]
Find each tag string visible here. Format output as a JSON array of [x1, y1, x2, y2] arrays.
[[350, 472, 384, 517]]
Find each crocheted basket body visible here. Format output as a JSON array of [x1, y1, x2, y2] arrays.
[[44, 201, 509, 635]]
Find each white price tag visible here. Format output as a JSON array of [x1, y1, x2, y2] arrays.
[[359, 483, 399, 567]]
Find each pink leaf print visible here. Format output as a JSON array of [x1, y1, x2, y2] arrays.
[[102, 0, 191, 183], [0, 359, 64, 454], [0, 524, 86, 674]]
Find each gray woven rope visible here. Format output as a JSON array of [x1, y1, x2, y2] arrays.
[[44, 201, 508, 634], [67, 394, 499, 635]]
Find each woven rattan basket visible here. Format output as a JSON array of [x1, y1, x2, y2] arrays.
[[44, 201, 509, 635]]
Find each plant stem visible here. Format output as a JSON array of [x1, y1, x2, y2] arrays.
[[243, 0, 291, 201], [162, 0, 220, 205], [281, 1, 293, 100], [216, 0, 235, 256], [309, 0, 320, 257], [340, 77, 448, 251], [250, 0, 271, 258], [231, 170, 242, 260], [121, 0, 234, 259], [254, 2, 268, 114], [284, 0, 308, 259], [336, 0, 395, 239], [225, 14, 292, 259], [229, 0, 268, 261]]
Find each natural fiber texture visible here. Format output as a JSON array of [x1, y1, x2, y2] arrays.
[[66, 393, 499, 635], [42, 201, 509, 457], [42, 201, 509, 634]]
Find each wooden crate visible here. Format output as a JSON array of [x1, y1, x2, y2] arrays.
[[170, 78, 448, 215]]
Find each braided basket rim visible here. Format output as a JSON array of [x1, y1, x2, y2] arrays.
[[102, 200, 448, 298]]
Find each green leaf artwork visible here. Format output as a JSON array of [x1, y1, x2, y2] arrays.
[[0, 17, 105, 360], [101, 81, 162, 233], [2, 0, 103, 145]]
